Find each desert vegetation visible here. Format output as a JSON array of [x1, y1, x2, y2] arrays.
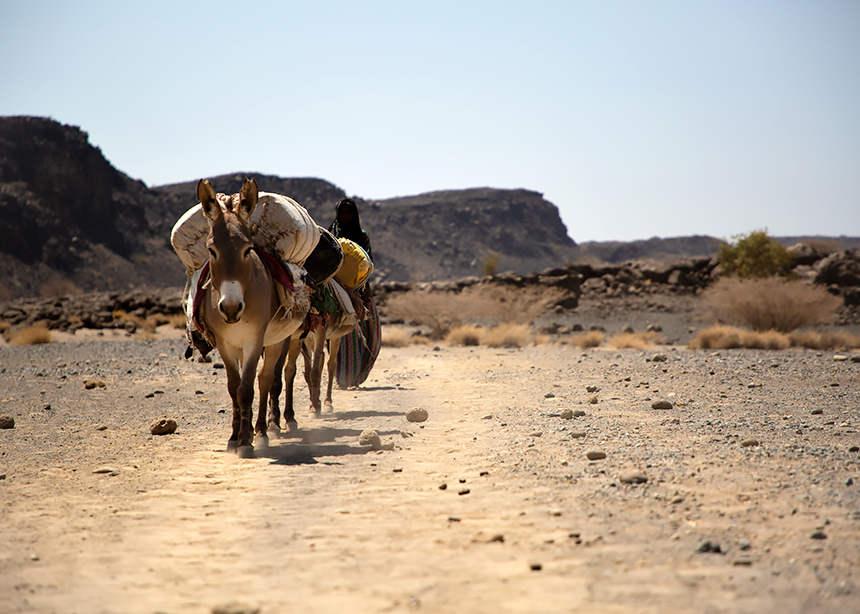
[[717, 229, 795, 279], [690, 325, 860, 351]]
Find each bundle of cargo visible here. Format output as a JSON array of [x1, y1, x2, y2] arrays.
[[334, 238, 374, 289], [171, 191, 320, 272]]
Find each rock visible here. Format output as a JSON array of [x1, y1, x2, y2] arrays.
[[651, 400, 673, 409], [810, 530, 828, 540], [150, 418, 177, 435], [212, 603, 260, 614], [458, 488, 470, 495], [652, 354, 668, 362], [846, 478, 854, 486], [585, 385, 599, 393], [560, 409, 574, 420], [619, 470, 648, 484], [358, 429, 381, 448], [834, 355, 849, 362], [585, 450, 606, 461], [405, 407, 429, 422], [530, 431, 543, 438], [84, 380, 106, 389], [529, 562, 543, 571], [738, 539, 751, 551], [573, 409, 586, 417], [570, 431, 586, 438], [850, 446, 860, 453], [851, 354, 860, 363], [544, 392, 556, 398], [92, 467, 118, 475], [0, 415, 14, 429], [733, 557, 753, 566], [587, 395, 599, 404], [811, 409, 823, 415], [439, 483, 448, 490], [695, 540, 722, 553], [741, 438, 760, 447]]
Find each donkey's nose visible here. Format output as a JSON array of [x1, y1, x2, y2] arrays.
[[218, 281, 245, 323], [218, 298, 245, 323]]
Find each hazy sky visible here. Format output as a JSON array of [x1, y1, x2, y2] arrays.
[[2, 1, 858, 243]]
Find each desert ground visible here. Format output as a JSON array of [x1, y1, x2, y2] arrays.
[[1, 296, 860, 614]]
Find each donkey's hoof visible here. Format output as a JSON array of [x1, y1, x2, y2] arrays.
[[254, 434, 269, 449], [226, 440, 239, 454], [323, 402, 334, 413], [237, 445, 255, 459], [286, 421, 299, 437], [267, 423, 282, 439]]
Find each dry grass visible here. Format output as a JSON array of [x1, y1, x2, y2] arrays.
[[483, 323, 531, 348], [690, 325, 860, 350], [381, 326, 412, 348], [607, 330, 666, 350], [704, 277, 840, 332], [567, 330, 605, 349], [39, 276, 81, 299], [383, 285, 565, 339], [8, 322, 52, 345], [445, 325, 483, 346]]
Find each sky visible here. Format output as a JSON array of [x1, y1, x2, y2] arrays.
[[1, 1, 859, 243]]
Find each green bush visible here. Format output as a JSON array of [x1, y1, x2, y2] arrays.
[[718, 230, 795, 278]]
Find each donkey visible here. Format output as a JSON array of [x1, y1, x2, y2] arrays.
[[196, 178, 307, 457], [267, 280, 360, 433]]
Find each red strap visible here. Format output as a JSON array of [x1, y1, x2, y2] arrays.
[[253, 245, 295, 292]]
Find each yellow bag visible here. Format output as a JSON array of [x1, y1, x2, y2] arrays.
[[334, 238, 373, 289]]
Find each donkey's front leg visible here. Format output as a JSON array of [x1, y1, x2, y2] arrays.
[[218, 345, 243, 454], [254, 343, 284, 449], [234, 343, 263, 458]]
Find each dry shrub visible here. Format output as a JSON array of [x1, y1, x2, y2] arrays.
[[704, 277, 840, 332], [40, 276, 81, 298], [483, 323, 531, 348], [445, 325, 483, 346], [568, 330, 604, 349], [788, 330, 860, 350], [9, 322, 52, 345], [690, 325, 859, 350], [384, 285, 565, 339], [381, 326, 411, 348], [608, 330, 666, 350]]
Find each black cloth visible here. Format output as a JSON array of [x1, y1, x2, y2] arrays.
[[328, 198, 373, 262]]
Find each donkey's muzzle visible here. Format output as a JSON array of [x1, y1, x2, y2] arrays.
[[218, 281, 245, 323]]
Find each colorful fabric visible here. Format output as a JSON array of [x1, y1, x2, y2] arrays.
[[336, 296, 381, 388]]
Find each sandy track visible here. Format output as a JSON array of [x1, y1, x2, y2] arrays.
[[1, 338, 860, 613]]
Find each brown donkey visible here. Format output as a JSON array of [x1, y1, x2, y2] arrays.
[[197, 178, 307, 457]]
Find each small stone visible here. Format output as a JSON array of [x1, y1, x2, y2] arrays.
[[651, 400, 673, 409], [652, 354, 668, 362], [695, 540, 722, 553], [458, 488, 470, 496], [834, 354, 849, 362], [585, 385, 599, 393], [811, 409, 823, 415], [92, 467, 118, 474], [150, 418, 177, 435], [439, 483, 448, 490], [741, 438, 760, 448], [358, 429, 381, 448], [530, 432, 543, 438], [738, 539, 751, 551], [587, 395, 599, 405], [448, 516, 460, 522], [405, 408, 429, 422], [392, 468, 403, 473], [570, 431, 586, 439], [573, 409, 586, 417], [810, 530, 827, 540], [850, 446, 860, 453], [0, 415, 14, 429], [96, 425, 108, 431], [489, 534, 505, 543], [851, 354, 860, 363], [846, 477, 854, 487], [544, 392, 556, 398], [585, 450, 606, 461], [619, 470, 648, 484], [84, 380, 106, 390], [529, 562, 542, 571], [670, 495, 685, 504], [733, 557, 753, 566], [212, 603, 260, 614], [560, 409, 574, 420]]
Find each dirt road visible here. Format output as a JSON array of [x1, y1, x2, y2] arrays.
[[2, 335, 860, 613]]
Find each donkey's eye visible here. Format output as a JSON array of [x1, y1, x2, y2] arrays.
[[208, 248, 217, 259], [243, 247, 252, 259]]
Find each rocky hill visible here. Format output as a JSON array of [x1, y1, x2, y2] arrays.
[[1, 115, 858, 303]]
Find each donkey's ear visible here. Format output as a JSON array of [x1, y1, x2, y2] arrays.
[[197, 179, 221, 220], [238, 177, 259, 218]]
